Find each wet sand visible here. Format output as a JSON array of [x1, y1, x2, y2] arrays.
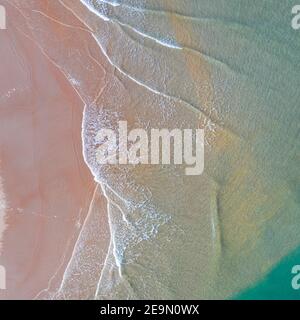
[[0, 1, 109, 299], [0, 0, 299, 300]]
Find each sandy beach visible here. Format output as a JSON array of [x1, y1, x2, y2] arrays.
[[0, 0, 299, 300], [0, 0, 109, 299]]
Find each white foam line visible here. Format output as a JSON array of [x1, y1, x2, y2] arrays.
[[55, 185, 99, 296], [33, 210, 84, 299], [80, 0, 110, 21], [116, 19, 182, 50], [94, 183, 118, 298], [98, 0, 120, 7], [63, 0, 207, 121], [91, 32, 189, 106], [102, 184, 130, 226], [82, 0, 182, 49]]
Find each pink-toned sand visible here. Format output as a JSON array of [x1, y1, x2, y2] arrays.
[[0, 1, 109, 299]]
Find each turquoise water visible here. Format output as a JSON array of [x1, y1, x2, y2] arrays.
[[235, 245, 300, 300]]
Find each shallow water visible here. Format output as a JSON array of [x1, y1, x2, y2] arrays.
[[1, 0, 300, 299]]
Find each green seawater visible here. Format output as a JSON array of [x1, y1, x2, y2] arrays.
[[62, 0, 300, 298], [235, 245, 300, 300], [86, 0, 300, 299]]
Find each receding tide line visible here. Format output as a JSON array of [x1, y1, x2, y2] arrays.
[[81, 0, 182, 49]]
